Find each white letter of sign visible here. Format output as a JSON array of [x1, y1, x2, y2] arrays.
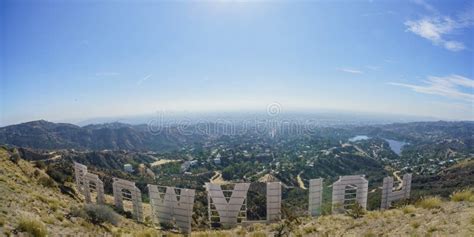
[[381, 173, 412, 209], [148, 185, 195, 234], [112, 178, 143, 222], [266, 182, 281, 222], [206, 183, 250, 227], [308, 178, 323, 216], [332, 175, 368, 214]]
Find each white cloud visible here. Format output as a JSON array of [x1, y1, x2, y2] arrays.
[[389, 75, 474, 101], [443, 41, 465, 51], [338, 68, 363, 74], [405, 2, 473, 51], [137, 74, 152, 85]]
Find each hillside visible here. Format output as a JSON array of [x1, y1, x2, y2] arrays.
[[0, 147, 155, 236], [199, 200, 474, 236], [0, 120, 202, 152], [412, 159, 474, 198], [1, 146, 473, 236]]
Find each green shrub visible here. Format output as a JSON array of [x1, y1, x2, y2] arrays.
[[84, 204, 119, 226], [159, 221, 174, 231], [416, 197, 442, 209], [33, 169, 41, 178], [10, 153, 20, 164], [345, 202, 366, 219], [115, 208, 133, 219], [35, 161, 46, 170], [38, 176, 57, 188], [70, 205, 88, 219], [46, 168, 67, 184], [17, 218, 48, 237], [320, 202, 333, 215], [272, 206, 301, 237]]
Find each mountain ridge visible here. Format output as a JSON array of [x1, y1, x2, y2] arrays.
[[0, 120, 201, 152]]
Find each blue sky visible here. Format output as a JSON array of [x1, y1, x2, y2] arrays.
[[1, 0, 473, 125]]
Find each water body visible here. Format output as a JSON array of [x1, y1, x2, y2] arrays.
[[348, 135, 407, 155], [384, 139, 407, 156]]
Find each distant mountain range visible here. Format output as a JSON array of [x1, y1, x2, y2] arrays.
[[1, 119, 473, 153], [0, 120, 201, 152]]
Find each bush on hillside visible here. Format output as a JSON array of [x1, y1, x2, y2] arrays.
[[70, 205, 88, 219], [416, 197, 442, 209], [38, 176, 57, 188], [273, 206, 301, 237], [450, 190, 474, 202], [46, 168, 68, 184], [16, 218, 48, 237], [115, 208, 133, 219], [10, 153, 21, 164], [159, 221, 174, 231], [345, 202, 366, 219], [84, 204, 120, 226], [34, 161, 46, 170]]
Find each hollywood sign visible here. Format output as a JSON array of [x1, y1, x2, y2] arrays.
[[74, 162, 411, 234]]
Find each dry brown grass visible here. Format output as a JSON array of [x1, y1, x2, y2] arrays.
[[410, 221, 420, 229], [402, 205, 417, 214], [133, 228, 161, 237], [451, 189, 474, 202], [0, 147, 152, 236], [17, 217, 48, 237], [416, 197, 442, 209], [250, 232, 267, 237], [192, 231, 233, 237]]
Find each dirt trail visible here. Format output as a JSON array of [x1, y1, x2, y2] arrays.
[[297, 172, 307, 190], [393, 171, 403, 189], [150, 159, 179, 167], [31, 154, 62, 163], [210, 171, 228, 184]]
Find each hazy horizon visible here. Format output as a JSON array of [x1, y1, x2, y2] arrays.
[[2, 0, 473, 125], [0, 108, 459, 127]]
